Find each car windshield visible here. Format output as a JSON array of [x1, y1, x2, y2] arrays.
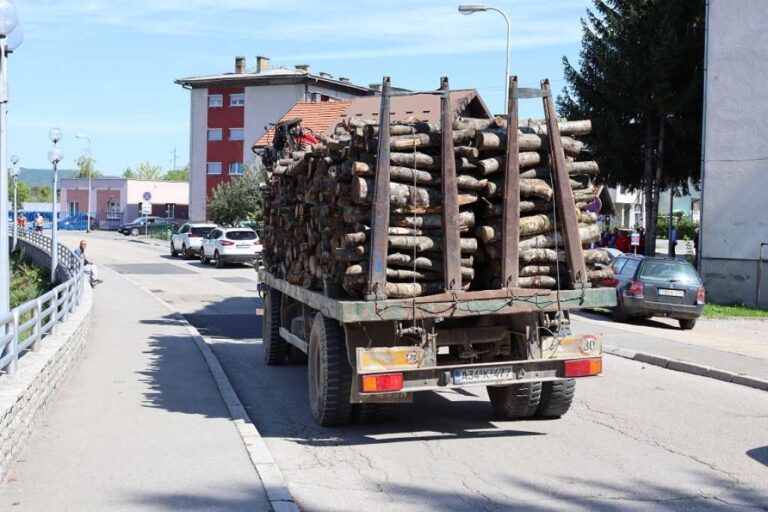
[[226, 230, 257, 240], [639, 260, 701, 284], [131, 217, 149, 224], [191, 227, 214, 236]]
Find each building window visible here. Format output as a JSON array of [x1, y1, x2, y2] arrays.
[[208, 94, 223, 108], [229, 128, 244, 141], [108, 201, 121, 219], [68, 201, 80, 215], [165, 203, 176, 218], [207, 162, 222, 175], [229, 162, 244, 175], [230, 94, 245, 107], [208, 128, 223, 141]]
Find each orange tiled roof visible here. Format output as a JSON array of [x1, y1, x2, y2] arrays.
[[254, 100, 353, 147]]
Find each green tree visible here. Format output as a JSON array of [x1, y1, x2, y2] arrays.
[[9, 181, 30, 203], [206, 166, 264, 226], [29, 186, 52, 202], [559, 0, 704, 254], [122, 167, 136, 179], [75, 154, 103, 179], [163, 165, 189, 182], [135, 161, 163, 180]]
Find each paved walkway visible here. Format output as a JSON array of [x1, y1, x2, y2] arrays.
[[0, 262, 269, 511], [572, 312, 768, 382]]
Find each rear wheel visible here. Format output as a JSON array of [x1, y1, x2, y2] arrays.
[[263, 288, 288, 365], [308, 314, 353, 426], [182, 244, 191, 260], [679, 318, 696, 330], [170, 242, 178, 257], [200, 250, 209, 264], [536, 379, 576, 419], [130, 227, 139, 236], [611, 299, 627, 322], [487, 382, 542, 420], [215, 251, 225, 268]]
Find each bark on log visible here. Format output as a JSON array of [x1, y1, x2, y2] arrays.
[[483, 178, 554, 201], [475, 130, 584, 157], [492, 118, 592, 136], [342, 207, 476, 230], [352, 177, 478, 209], [388, 235, 478, 253]]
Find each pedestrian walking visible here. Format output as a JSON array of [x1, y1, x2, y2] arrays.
[[73, 240, 103, 287], [670, 226, 678, 258], [33, 213, 44, 233], [17, 213, 26, 230]]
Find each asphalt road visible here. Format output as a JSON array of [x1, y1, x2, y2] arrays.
[[51, 231, 768, 511]]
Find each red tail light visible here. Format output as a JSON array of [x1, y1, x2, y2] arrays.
[[627, 280, 644, 298], [696, 287, 706, 305], [601, 277, 619, 287], [220, 240, 234, 246], [564, 358, 603, 377], [188, 233, 198, 238], [361, 373, 404, 393]]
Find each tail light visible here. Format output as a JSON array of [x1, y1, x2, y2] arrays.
[[601, 277, 619, 287], [188, 233, 198, 238], [627, 280, 644, 298], [361, 373, 404, 393], [564, 358, 602, 377], [696, 287, 706, 305], [220, 240, 234, 246]]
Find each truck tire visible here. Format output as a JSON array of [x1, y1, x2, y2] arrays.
[[536, 379, 576, 418], [263, 288, 288, 365], [308, 314, 353, 426], [353, 403, 389, 424], [679, 319, 696, 330], [487, 382, 542, 419]]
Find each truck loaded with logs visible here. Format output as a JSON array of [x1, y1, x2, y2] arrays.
[[257, 76, 616, 426]]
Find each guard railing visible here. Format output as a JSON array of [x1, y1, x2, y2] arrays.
[[0, 229, 84, 376]]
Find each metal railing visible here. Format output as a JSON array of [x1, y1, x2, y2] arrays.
[[0, 229, 84, 376]]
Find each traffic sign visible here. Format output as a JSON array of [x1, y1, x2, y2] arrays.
[[631, 233, 640, 246], [143, 191, 152, 201], [141, 202, 152, 215]]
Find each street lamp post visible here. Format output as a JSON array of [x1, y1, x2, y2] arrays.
[[10, 154, 18, 251], [75, 134, 92, 232], [0, 0, 20, 316], [48, 128, 63, 284], [458, 4, 511, 114]]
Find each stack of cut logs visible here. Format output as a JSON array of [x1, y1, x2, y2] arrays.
[[261, 115, 611, 299]]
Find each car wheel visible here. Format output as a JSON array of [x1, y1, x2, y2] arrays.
[[679, 319, 696, 330], [611, 299, 627, 322], [182, 244, 190, 260], [200, 250, 209, 264], [130, 227, 139, 236], [170, 241, 178, 257], [215, 251, 224, 268]]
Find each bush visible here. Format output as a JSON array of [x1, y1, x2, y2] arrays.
[[10, 252, 50, 309], [656, 216, 697, 239]]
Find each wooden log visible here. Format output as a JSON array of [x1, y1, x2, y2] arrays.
[[351, 177, 478, 209], [485, 225, 601, 258], [476, 152, 545, 175], [518, 248, 610, 265], [388, 235, 478, 253], [345, 262, 475, 280], [519, 163, 600, 179], [390, 152, 438, 170], [386, 252, 474, 271], [342, 207, 476, 230], [352, 164, 486, 191], [483, 178, 553, 201], [475, 130, 584, 157], [454, 117, 495, 130]]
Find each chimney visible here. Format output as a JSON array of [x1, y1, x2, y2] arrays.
[[339, 77, 350, 82], [319, 72, 332, 79], [256, 55, 270, 73], [235, 56, 246, 74], [295, 64, 310, 72]]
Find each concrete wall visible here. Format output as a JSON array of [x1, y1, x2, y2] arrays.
[[700, 0, 768, 307], [189, 88, 208, 221], [243, 83, 305, 168], [0, 270, 92, 482]]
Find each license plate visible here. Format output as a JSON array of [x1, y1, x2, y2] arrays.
[[659, 288, 684, 297], [454, 366, 515, 385], [236, 244, 250, 249]]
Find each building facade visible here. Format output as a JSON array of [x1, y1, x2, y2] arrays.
[[176, 56, 373, 220], [700, 0, 768, 308], [60, 178, 189, 228]]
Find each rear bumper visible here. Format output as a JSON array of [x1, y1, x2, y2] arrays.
[[219, 253, 257, 263], [622, 296, 703, 319]]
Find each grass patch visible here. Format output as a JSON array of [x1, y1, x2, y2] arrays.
[[10, 252, 50, 309], [703, 303, 768, 319]]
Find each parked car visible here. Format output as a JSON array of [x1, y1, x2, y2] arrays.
[[200, 227, 261, 268], [603, 255, 705, 330], [170, 222, 217, 259], [57, 213, 98, 231], [118, 216, 178, 236]]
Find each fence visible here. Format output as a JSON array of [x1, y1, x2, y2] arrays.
[[0, 229, 84, 376]]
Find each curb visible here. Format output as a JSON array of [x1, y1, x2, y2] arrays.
[[107, 268, 300, 512], [604, 344, 768, 392]]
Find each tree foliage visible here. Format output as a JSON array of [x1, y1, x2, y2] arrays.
[[75, 154, 103, 179], [29, 186, 52, 202], [559, 0, 704, 253], [9, 181, 30, 203], [123, 162, 163, 180], [206, 166, 264, 226], [163, 165, 189, 182]]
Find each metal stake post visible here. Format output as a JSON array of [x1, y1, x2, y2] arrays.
[[0, 36, 8, 315]]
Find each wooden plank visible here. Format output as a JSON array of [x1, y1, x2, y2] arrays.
[[541, 79, 588, 287], [365, 76, 392, 300], [501, 76, 521, 288], [440, 77, 462, 291]]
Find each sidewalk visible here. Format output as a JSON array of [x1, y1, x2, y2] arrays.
[[572, 312, 768, 388], [0, 266, 269, 511]]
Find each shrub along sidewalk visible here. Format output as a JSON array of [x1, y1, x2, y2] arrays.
[[10, 252, 50, 309]]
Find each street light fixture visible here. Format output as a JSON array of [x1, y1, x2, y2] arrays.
[[458, 3, 511, 114], [76, 134, 92, 232], [0, 0, 20, 318], [48, 128, 63, 284]]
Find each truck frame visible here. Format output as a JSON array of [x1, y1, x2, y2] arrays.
[[258, 76, 616, 426]]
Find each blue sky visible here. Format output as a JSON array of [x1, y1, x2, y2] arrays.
[[9, 0, 591, 175]]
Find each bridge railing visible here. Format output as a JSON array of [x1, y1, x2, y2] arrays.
[[0, 229, 84, 376]]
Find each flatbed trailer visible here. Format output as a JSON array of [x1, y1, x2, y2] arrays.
[[258, 76, 616, 426]]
